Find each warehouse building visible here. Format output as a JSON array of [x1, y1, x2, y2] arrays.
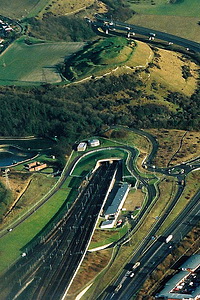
[[101, 182, 130, 228]]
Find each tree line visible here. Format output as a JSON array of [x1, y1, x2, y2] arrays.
[[0, 72, 199, 143]]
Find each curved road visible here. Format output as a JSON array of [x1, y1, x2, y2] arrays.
[[94, 16, 200, 53]]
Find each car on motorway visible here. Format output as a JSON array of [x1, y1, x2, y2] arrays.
[[114, 283, 122, 293], [116, 219, 123, 227], [132, 261, 140, 270], [130, 272, 135, 278], [149, 32, 156, 37]]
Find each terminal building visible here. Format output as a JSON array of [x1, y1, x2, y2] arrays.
[[101, 182, 130, 229], [156, 254, 200, 299]]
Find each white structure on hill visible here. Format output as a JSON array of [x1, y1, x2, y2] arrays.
[[88, 139, 100, 147], [77, 142, 87, 152]]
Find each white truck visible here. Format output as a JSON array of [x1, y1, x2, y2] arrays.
[[166, 234, 173, 243], [132, 261, 140, 270]]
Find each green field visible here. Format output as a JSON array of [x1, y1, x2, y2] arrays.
[[129, 0, 200, 17], [0, 38, 85, 85], [0, 178, 72, 273], [0, 0, 51, 19], [128, 0, 200, 42], [71, 148, 129, 177]]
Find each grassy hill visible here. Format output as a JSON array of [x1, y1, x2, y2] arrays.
[[63, 37, 153, 81], [62, 36, 198, 96], [0, 37, 85, 85]]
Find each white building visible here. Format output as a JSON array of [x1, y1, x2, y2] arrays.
[[100, 219, 115, 229], [77, 142, 87, 152], [88, 139, 100, 147], [104, 183, 130, 220]]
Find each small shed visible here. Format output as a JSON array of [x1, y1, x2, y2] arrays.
[[77, 142, 87, 152], [88, 139, 100, 147]]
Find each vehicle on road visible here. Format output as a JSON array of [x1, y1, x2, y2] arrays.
[[114, 283, 122, 293], [125, 270, 132, 277], [132, 261, 140, 270], [166, 234, 173, 243]]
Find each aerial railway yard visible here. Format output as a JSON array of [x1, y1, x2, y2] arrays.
[[0, 127, 200, 300], [0, 161, 122, 299], [0, 0, 200, 299]]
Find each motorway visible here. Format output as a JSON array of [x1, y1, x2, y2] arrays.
[[96, 128, 200, 300], [101, 189, 200, 300], [92, 16, 200, 53], [0, 128, 199, 300]]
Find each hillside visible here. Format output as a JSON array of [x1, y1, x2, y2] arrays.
[[62, 37, 153, 81], [62, 36, 198, 98]]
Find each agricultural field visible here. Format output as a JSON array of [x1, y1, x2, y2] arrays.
[[128, 0, 200, 17], [128, 0, 200, 42], [0, 38, 85, 85], [0, 0, 50, 19]]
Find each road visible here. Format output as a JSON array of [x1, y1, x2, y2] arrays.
[[0, 161, 120, 300], [102, 189, 200, 300], [93, 16, 200, 53], [96, 127, 200, 300], [1, 128, 199, 300]]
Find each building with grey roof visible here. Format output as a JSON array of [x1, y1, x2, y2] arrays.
[[104, 182, 130, 221], [88, 139, 100, 147], [156, 255, 200, 300], [181, 254, 200, 271], [100, 219, 115, 229]]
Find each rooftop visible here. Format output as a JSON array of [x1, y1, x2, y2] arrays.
[[104, 183, 129, 216], [181, 254, 200, 271], [157, 255, 200, 299]]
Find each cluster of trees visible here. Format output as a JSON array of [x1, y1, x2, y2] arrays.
[[165, 87, 200, 130], [0, 72, 199, 146], [181, 65, 192, 79], [101, 0, 135, 21], [25, 14, 96, 42]]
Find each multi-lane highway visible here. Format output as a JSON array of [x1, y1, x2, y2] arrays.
[[1, 127, 199, 300], [101, 189, 200, 300], [92, 16, 200, 53]]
